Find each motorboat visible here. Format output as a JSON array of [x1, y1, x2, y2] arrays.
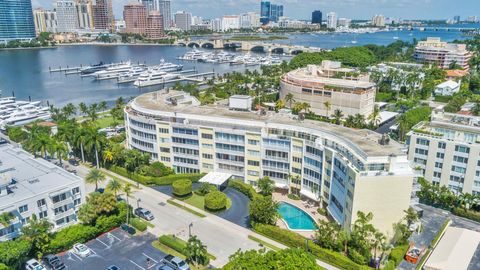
[[91, 61, 134, 79], [0, 94, 51, 130], [133, 70, 180, 87]]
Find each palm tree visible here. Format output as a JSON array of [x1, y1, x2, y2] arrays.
[[372, 230, 386, 263], [74, 127, 88, 163], [123, 183, 133, 224], [103, 150, 114, 166], [107, 179, 123, 197], [368, 105, 381, 128], [31, 133, 52, 159], [301, 102, 311, 113], [397, 115, 409, 142], [285, 93, 295, 108], [344, 115, 355, 127], [84, 126, 105, 168], [85, 168, 106, 191], [353, 113, 366, 128], [403, 207, 419, 228], [257, 177, 275, 196], [323, 101, 332, 118], [79, 102, 88, 115], [332, 109, 344, 125], [51, 141, 68, 166]]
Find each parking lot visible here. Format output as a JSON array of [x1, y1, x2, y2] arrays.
[[59, 228, 166, 270]]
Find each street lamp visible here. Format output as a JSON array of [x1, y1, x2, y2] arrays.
[[137, 198, 141, 209], [188, 222, 193, 237]]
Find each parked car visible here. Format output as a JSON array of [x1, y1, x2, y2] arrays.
[[42, 254, 65, 270], [156, 263, 174, 270], [134, 207, 155, 221], [106, 265, 120, 270], [25, 259, 46, 270], [72, 243, 92, 258], [121, 223, 136, 235], [162, 255, 190, 270]]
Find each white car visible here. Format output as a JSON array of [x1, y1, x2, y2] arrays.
[[25, 259, 46, 270], [72, 243, 92, 257]]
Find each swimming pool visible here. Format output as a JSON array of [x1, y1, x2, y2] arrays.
[[278, 202, 317, 230]]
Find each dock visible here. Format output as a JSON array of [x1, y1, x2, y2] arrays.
[[117, 69, 199, 84], [49, 65, 83, 73], [135, 72, 215, 88]]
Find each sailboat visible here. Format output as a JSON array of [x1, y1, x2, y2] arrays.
[[351, 34, 358, 44]]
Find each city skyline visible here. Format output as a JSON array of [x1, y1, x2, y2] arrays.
[[32, 0, 479, 20]]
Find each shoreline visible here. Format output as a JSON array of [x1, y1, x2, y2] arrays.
[[0, 46, 57, 51], [57, 42, 175, 47]]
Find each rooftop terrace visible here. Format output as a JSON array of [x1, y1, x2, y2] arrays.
[[129, 90, 406, 157]]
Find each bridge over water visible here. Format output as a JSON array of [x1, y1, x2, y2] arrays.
[[175, 38, 324, 55]]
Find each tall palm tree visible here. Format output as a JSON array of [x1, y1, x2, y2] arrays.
[[332, 109, 344, 125], [85, 168, 106, 191], [107, 179, 123, 197], [323, 101, 332, 118], [103, 150, 114, 166], [275, 99, 285, 111], [368, 105, 381, 128], [372, 230, 386, 263], [285, 93, 295, 108], [345, 115, 355, 127], [397, 115, 409, 142], [123, 183, 133, 224], [31, 133, 52, 159], [301, 102, 311, 113], [353, 113, 366, 128], [50, 141, 68, 166], [84, 126, 105, 168], [78, 102, 88, 116], [74, 127, 88, 163]]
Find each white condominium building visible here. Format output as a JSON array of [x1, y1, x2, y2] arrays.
[[174, 11, 191, 31], [414, 37, 472, 70], [124, 90, 413, 235], [221, 15, 240, 31], [55, 0, 79, 33], [280, 61, 376, 118], [326, 12, 337, 29], [408, 109, 480, 195], [33, 8, 58, 34], [0, 144, 85, 241]]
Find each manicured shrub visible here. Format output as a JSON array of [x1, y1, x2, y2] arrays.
[[348, 249, 368, 265], [287, 194, 301, 200], [0, 239, 32, 268], [388, 245, 408, 266], [159, 235, 187, 254], [95, 214, 122, 232], [130, 218, 148, 232], [452, 208, 480, 222], [204, 191, 228, 211], [253, 224, 371, 270], [109, 166, 204, 186], [195, 183, 216, 196], [228, 179, 259, 199], [172, 179, 193, 197], [48, 224, 99, 253]]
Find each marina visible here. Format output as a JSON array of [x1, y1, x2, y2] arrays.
[[0, 93, 51, 130], [177, 49, 283, 66]]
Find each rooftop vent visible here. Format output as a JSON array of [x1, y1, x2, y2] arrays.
[[28, 178, 40, 184], [379, 134, 390, 145]]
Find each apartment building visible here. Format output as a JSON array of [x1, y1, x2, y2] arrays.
[[124, 90, 413, 235], [174, 11, 191, 31], [0, 144, 85, 241], [33, 8, 58, 34], [55, 0, 79, 33], [414, 37, 472, 70], [408, 109, 480, 195], [280, 61, 376, 118]]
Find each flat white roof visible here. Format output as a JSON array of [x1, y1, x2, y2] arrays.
[[199, 172, 232, 186], [437, 80, 459, 88], [379, 111, 398, 124], [425, 227, 480, 270]]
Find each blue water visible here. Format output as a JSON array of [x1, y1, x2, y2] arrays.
[[278, 202, 317, 230]]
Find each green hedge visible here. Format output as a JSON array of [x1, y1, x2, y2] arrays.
[[48, 224, 99, 253], [431, 219, 450, 248], [0, 239, 32, 268], [95, 214, 123, 232], [109, 166, 204, 186], [159, 235, 187, 255], [131, 218, 148, 232], [228, 179, 259, 199], [172, 179, 193, 197], [204, 191, 227, 211], [452, 208, 480, 222], [253, 224, 371, 270], [386, 244, 408, 268]]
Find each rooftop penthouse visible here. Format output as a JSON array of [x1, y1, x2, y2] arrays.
[[280, 61, 376, 118]]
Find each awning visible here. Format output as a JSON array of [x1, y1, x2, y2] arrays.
[[199, 172, 232, 186]]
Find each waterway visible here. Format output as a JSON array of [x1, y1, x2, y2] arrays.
[[0, 25, 476, 107]]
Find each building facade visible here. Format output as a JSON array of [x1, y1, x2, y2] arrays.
[[146, 11, 164, 39], [240, 12, 260, 29], [222, 15, 240, 31], [155, 0, 171, 30], [93, 0, 114, 32], [326, 12, 337, 29], [260, 1, 283, 24], [312, 10, 322, 24], [414, 37, 472, 70], [124, 90, 413, 235], [372, 14, 385, 27], [33, 8, 58, 34], [280, 61, 376, 118], [408, 109, 480, 195], [123, 2, 148, 35], [0, 0, 36, 43], [0, 144, 86, 241], [55, 0, 79, 33], [174, 11, 191, 31], [76, 0, 94, 29]]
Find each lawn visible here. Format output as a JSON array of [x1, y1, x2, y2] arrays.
[[178, 193, 232, 212], [95, 115, 119, 129]]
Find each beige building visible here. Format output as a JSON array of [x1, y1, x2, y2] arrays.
[[408, 109, 480, 195], [414, 37, 472, 70], [33, 8, 58, 34], [124, 90, 413, 236], [280, 61, 376, 118]]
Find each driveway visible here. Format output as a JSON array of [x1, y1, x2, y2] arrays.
[[59, 228, 165, 270]]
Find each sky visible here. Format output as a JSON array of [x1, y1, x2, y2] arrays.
[[32, 0, 480, 21]]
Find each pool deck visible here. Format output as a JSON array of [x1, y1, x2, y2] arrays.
[[273, 192, 328, 239]]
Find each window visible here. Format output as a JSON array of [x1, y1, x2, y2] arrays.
[[247, 150, 260, 156], [174, 157, 198, 165], [161, 157, 171, 162], [72, 187, 80, 195], [74, 198, 81, 206], [433, 171, 441, 178], [203, 163, 214, 169], [293, 145, 303, 152], [248, 139, 259, 145], [159, 128, 169, 133], [160, 147, 171, 153], [453, 156, 468, 163], [438, 142, 446, 149], [292, 167, 302, 174], [39, 210, 48, 219], [160, 138, 170, 143], [449, 175, 464, 183], [201, 133, 213, 139], [416, 138, 430, 146], [306, 146, 322, 157], [173, 127, 198, 135], [436, 152, 445, 159], [216, 143, 244, 152], [314, 90, 322, 95], [173, 147, 198, 156], [248, 170, 259, 176], [202, 153, 213, 159], [292, 157, 302, 164], [451, 166, 467, 174], [302, 88, 312, 94], [323, 91, 332, 97], [248, 160, 260, 166], [435, 162, 443, 168], [415, 148, 428, 155], [216, 132, 244, 143], [37, 199, 46, 207], [172, 137, 199, 145], [19, 204, 28, 213], [455, 145, 470, 154], [202, 143, 213, 149]]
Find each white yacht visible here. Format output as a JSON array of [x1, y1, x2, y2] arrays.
[[0, 94, 51, 130], [91, 61, 134, 79], [152, 60, 183, 72], [133, 70, 180, 87], [118, 66, 146, 81]]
